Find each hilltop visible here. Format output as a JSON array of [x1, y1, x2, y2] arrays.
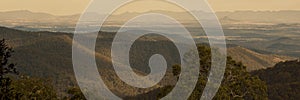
[[227, 46, 295, 71]]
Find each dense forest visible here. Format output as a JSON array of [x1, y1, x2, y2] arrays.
[[252, 60, 300, 100], [0, 39, 81, 99]]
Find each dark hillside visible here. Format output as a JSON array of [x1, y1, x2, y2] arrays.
[[252, 60, 300, 100]]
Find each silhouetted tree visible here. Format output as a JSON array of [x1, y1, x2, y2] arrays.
[[0, 39, 58, 99], [0, 39, 20, 99]]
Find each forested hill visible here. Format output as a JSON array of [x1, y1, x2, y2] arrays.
[[0, 26, 296, 99], [252, 60, 300, 100]]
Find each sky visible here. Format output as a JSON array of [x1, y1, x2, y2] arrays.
[[0, 0, 300, 15]]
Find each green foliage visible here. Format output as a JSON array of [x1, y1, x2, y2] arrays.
[[0, 39, 17, 76], [65, 87, 86, 100], [0, 39, 20, 99], [11, 76, 58, 99], [158, 45, 268, 100], [0, 39, 58, 99], [212, 57, 268, 100], [172, 64, 181, 77], [252, 60, 300, 100]]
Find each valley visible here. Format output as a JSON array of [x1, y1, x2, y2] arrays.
[[0, 26, 297, 98]]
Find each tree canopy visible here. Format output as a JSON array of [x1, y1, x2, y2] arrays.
[[158, 45, 268, 100]]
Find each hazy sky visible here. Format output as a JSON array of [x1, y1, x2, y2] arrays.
[[0, 0, 300, 15]]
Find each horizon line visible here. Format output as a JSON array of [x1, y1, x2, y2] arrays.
[[1, 9, 300, 16]]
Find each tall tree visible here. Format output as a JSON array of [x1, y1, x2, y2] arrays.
[[0, 39, 20, 99]]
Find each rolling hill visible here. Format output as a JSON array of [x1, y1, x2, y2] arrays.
[[0, 26, 178, 97], [227, 46, 295, 71], [0, 26, 295, 98]]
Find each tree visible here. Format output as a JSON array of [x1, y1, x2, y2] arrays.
[[0, 39, 58, 99], [158, 45, 268, 100], [211, 57, 268, 100], [252, 60, 300, 100], [0, 39, 20, 99]]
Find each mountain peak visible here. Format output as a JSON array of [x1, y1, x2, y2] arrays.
[[1, 10, 54, 16], [3, 10, 34, 14]]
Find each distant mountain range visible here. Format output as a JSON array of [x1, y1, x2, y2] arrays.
[[1, 10, 300, 28], [216, 10, 300, 24]]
